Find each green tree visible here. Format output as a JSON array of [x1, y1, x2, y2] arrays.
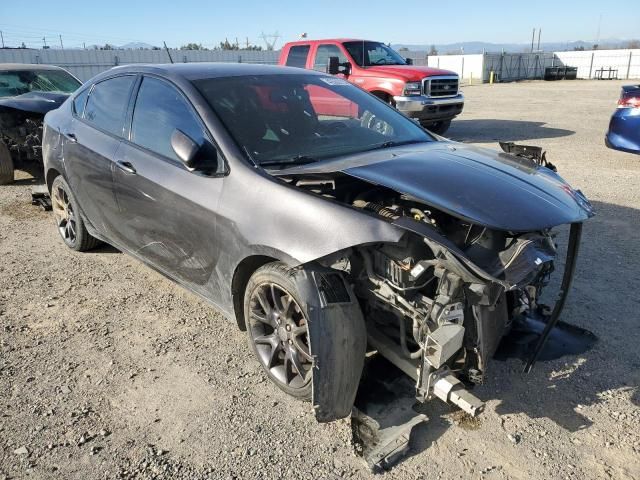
[[180, 43, 206, 50]]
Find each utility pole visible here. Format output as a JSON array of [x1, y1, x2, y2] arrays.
[[0, 31, 4, 48], [59, 34, 64, 49], [246, 37, 249, 49], [83, 42, 86, 49], [531, 28, 535, 52], [42, 37, 47, 48], [537, 28, 541, 51]]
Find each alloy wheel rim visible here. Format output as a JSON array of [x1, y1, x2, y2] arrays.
[[248, 282, 313, 389], [51, 185, 77, 245]]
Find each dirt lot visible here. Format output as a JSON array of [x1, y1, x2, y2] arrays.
[[1, 79, 639, 480]]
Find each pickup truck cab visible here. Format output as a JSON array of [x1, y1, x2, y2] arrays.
[[278, 39, 464, 134]]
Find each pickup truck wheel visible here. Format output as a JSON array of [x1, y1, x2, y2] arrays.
[[0, 141, 14, 185], [245, 262, 313, 400], [422, 119, 451, 135], [51, 175, 100, 252]]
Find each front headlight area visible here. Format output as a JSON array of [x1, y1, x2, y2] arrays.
[[403, 81, 422, 96]]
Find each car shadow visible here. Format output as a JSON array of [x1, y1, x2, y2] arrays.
[[369, 199, 639, 469], [447, 119, 575, 143], [89, 243, 121, 254]]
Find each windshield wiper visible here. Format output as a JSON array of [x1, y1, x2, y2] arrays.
[[258, 155, 318, 168], [370, 139, 425, 150]]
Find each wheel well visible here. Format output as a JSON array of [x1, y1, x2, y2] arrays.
[[46, 168, 61, 193], [231, 255, 278, 331], [370, 90, 392, 103]]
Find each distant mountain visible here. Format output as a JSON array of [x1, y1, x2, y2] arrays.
[[120, 42, 158, 50], [392, 38, 633, 54]]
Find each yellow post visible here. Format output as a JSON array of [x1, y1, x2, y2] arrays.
[[469, 73, 473, 85], [489, 70, 495, 84]]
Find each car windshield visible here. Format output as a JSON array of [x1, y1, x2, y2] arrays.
[[0, 70, 81, 98], [194, 73, 433, 167], [343, 41, 407, 67]]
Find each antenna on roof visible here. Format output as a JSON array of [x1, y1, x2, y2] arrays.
[[163, 41, 174, 64]]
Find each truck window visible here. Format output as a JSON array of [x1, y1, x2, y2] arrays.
[[343, 41, 407, 67], [313, 44, 347, 72], [285, 45, 310, 68]]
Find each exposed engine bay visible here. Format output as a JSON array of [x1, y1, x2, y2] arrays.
[[0, 108, 44, 163], [276, 159, 584, 423]]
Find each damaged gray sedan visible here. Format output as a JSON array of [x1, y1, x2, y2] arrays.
[[42, 64, 593, 447]]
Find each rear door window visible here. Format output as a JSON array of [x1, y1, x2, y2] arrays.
[[130, 76, 207, 162], [72, 88, 89, 117], [285, 45, 310, 68], [313, 44, 347, 72], [84, 76, 135, 136]]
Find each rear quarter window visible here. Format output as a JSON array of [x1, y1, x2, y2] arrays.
[[72, 88, 89, 117], [285, 45, 310, 69]]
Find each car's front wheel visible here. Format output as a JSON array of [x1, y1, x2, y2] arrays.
[[51, 175, 100, 251], [244, 262, 313, 400]]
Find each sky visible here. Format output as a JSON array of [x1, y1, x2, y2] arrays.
[[0, 0, 638, 50]]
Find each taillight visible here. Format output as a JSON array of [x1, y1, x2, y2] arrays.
[[617, 96, 640, 108]]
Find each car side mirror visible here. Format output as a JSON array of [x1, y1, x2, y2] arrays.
[[405, 57, 413, 65], [171, 129, 220, 175], [327, 56, 351, 76], [171, 129, 200, 170], [327, 56, 340, 75]]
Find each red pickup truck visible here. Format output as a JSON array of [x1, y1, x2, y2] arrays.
[[278, 39, 463, 134]]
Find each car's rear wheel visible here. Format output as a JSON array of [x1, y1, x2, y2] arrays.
[[0, 141, 14, 185], [421, 119, 451, 135], [244, 262, 313, 400], [51, 175, 100, 251]]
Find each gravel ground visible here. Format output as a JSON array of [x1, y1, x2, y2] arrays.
[[1, 80, 639, 480]]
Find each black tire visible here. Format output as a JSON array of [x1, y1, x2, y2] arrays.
[[0, 141, 14, 185], [422, 119, 452, 135], [244, 262, 313, 400], [51, 175, 100, 252]]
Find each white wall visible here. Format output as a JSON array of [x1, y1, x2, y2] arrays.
[[425, 49, 640, 82], [0, 48, 280, 81], [426, 54, 484, 84], [554, 49, 640, 80]]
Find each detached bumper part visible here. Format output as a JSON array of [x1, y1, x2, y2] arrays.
[[432, 374, 484, 417]]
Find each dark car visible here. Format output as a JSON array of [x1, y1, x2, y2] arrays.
[[0, 63, 81, 184], [42, 63, 593, 427], [605, 84, 640, 154]]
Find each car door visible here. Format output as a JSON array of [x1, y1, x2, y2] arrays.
[[64, 75, 137, 236], [113, 75, 224, 294]]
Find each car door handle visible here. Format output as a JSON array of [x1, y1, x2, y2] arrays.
[[116, 161, 137, 174], [65, 132, 77, 143]]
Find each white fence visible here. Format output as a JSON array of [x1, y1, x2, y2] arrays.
[[424, 49, 640, 82], [554, 49, 640, 80], [1, 47, 638, 83], [0, 48, 280, 81], [425, 54, 484, 83]]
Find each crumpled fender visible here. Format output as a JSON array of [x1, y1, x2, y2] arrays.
[[291, 264, 367, 422]]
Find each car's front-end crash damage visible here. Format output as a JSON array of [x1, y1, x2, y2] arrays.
[[267, 140, 593, 465], [0, 64, 81, 185]]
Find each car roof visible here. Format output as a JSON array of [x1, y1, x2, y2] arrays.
[[0, 63, 71, 72], [102, 62, 323, 81]]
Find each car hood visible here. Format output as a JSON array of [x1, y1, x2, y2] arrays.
[[363, 65, 457, 82], [274, 142, 594, 232], [0, 91, 70, 115]]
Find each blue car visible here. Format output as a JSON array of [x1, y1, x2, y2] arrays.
[[606, 85, 640, 154]]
